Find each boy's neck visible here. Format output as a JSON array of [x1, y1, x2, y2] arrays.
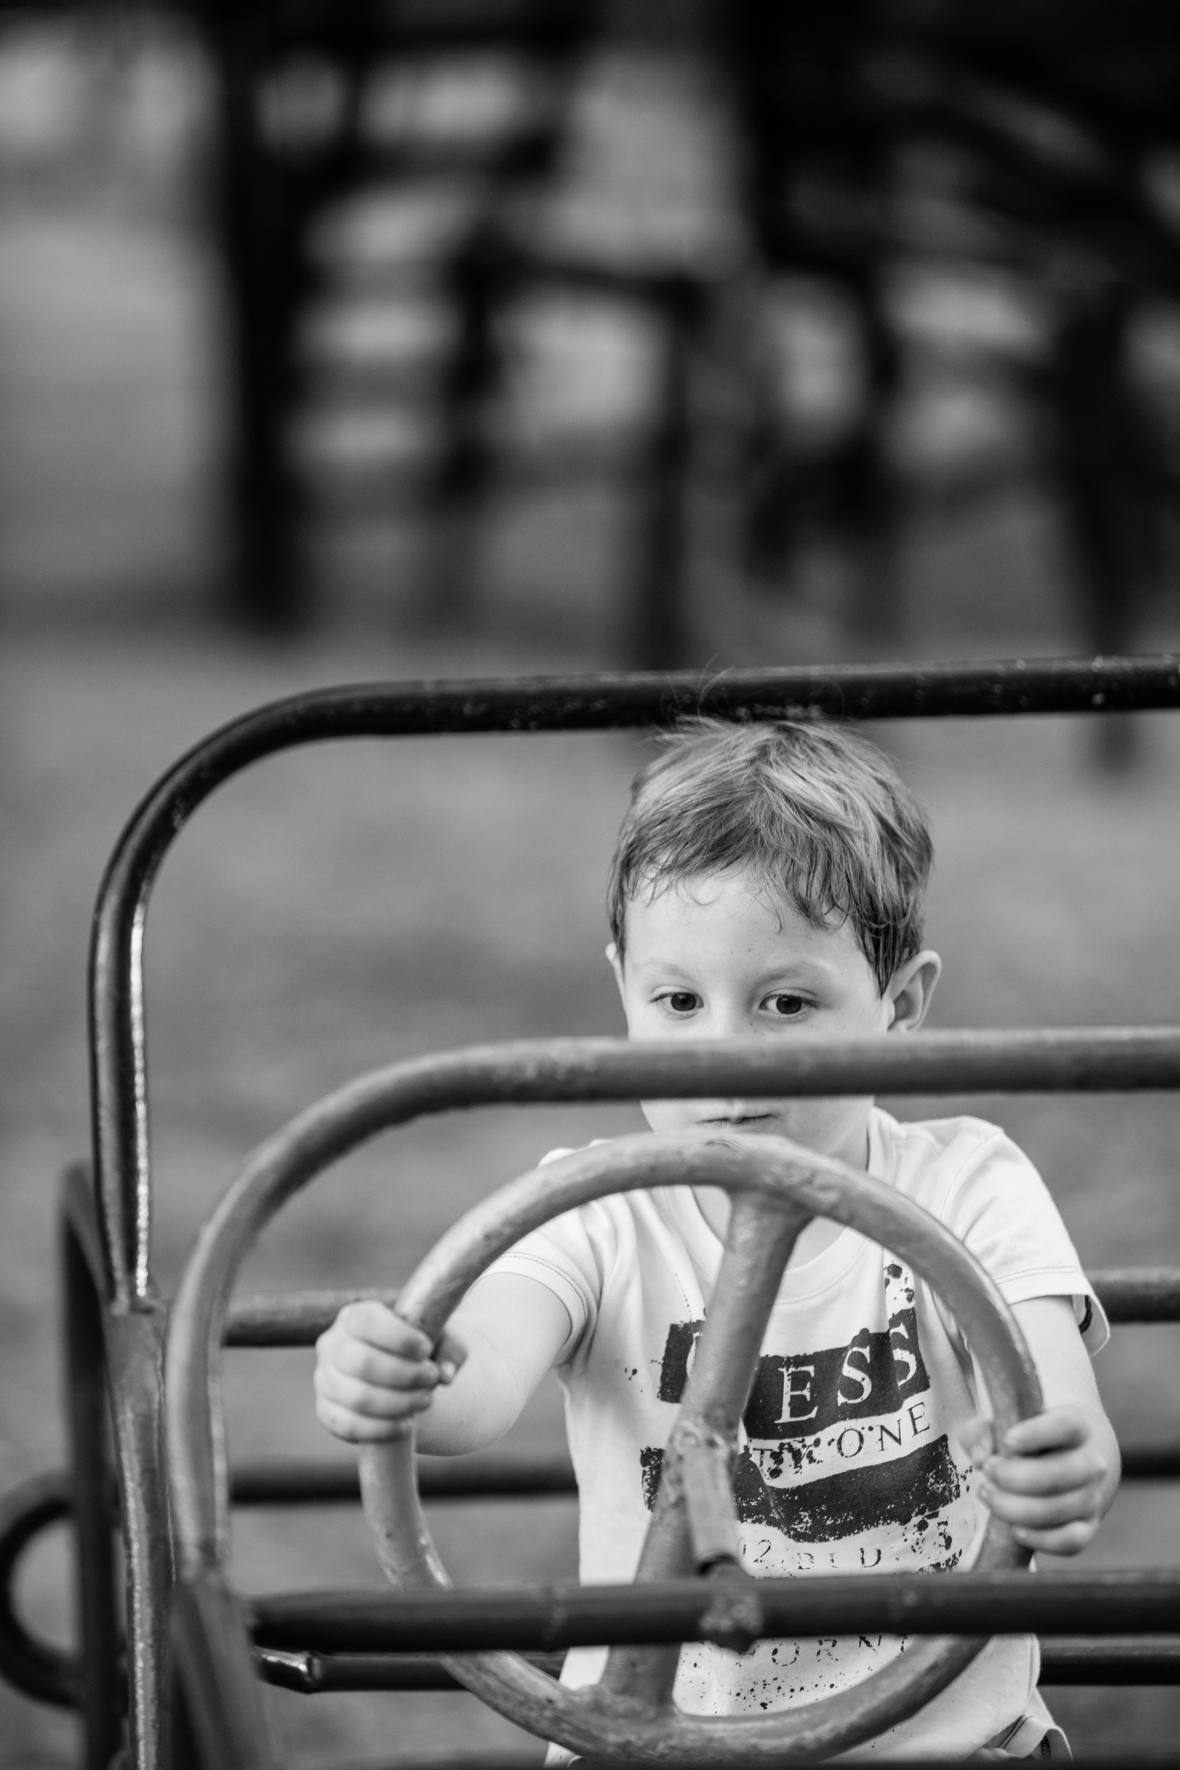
[[691, 1119, 874, 1260], [691, 1186, 845, 1264]]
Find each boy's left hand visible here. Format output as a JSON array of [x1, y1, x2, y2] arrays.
[[959, 1404, 1114, 1556]]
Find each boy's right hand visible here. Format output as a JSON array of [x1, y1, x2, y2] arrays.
[[313, 1300, 466, 1442]]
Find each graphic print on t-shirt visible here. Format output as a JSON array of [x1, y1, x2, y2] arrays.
[[640, 1260, 970, 1575]]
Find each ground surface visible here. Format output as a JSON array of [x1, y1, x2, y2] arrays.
[[2, 24, 1180, 1767]]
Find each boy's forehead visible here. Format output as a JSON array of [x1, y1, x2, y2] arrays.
[[627, 864, 797, 914], [622, 868, 854, 955]]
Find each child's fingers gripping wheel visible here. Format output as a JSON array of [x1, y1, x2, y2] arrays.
[[359, 1129, 1042, 1763]]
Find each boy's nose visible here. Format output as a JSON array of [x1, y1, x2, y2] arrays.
[[701, 1002, 753, 1039]]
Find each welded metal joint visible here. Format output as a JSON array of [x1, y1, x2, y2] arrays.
[[675, 1420, 743, 1573], [698, 1570, 765, 1656]]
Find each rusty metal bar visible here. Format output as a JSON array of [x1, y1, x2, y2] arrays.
[[223, 1264, 1180, 1344], [1118, 1443, 1180, 1479], [60, 1165, 175, 1770], [28, 1428, 1178, 1546], [87, 654, 1180, 1310], [249, 1569, 1180, 1653], [226, 1738, 1180, 1770], [59, 1167, 127, 1766], [0, 1473, 79, 1709], [681, 1443, 745, 1572], [225, 1287, 403, 1344], [173, 1573, 277, 1770], [255, 1647, 567, 1693], [252, 1638, 1180, 1695], [228, 1753, 1180, 1770], [228, 1442, 1179, 1503], [1039, 1637, 1180, 1683], [1090, 1269, 1180, 1321], [8, 1438, 1177, 1715], [231, 1452, 577, 1504]]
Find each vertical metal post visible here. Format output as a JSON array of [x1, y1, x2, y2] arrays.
[[60, 1177, 124, 1770]]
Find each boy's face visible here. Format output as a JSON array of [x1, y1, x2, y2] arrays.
[[610, 867, 939, 1170]]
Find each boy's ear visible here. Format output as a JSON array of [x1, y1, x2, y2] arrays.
[[606, 941, 626, 1000], [884, 950, 941, 1032]]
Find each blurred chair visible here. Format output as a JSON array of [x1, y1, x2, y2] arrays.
[[197, 0, 601, 632], [714, 0, 1180, 672], [189, 0, 1180, 685]]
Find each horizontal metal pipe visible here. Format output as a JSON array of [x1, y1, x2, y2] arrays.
[[225, 1289, 402, 1345], [1118, 1444, 1180, 1480], [255, 1647, 567, 1693], [252, 1756, 1178, 1770], [249, 1570, 1180, 1653], [1039, 1637, 1180, 1684], [230, 1454, 577, 1504], [224, 1438, 1179, 1509], [224, 1265, 1180, 1346], [1089, 1269, 1180, 1321], [317, 1028, 1180, 1101], [247, 1756, 1176, 1770], [253, 1638, 1180, 1695]]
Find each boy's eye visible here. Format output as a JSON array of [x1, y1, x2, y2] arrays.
[[765, 992, 808, 1018], [660, 990, 700, 1014]]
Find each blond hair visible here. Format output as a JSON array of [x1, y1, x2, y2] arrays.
[[607, 718, 933, 992]]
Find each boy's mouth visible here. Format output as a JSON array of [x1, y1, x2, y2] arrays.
[[697, 1112, 778, 1131]]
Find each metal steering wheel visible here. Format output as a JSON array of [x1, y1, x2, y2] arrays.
[[359, 1129, 1042, 1763]]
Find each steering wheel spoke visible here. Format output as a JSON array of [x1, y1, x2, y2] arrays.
[[599, 1187, 809, 1705]]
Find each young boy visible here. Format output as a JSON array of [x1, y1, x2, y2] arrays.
[[314, 718, 1119, 1759]]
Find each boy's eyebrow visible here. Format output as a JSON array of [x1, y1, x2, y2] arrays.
[[766, 958, 841, 983], [627, 952, 843, 983], [758, 958, 843, 987], [625, 953, 697, 977]]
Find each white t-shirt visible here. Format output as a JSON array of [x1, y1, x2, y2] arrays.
[[486, 1109, 1108, 1759]]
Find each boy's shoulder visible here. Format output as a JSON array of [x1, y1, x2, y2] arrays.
[[870, 1108, 1034, 1203], [873, 1107, 1014, 1156]]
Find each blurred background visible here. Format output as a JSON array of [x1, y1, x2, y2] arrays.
[[2, 1, 1180, 1763]]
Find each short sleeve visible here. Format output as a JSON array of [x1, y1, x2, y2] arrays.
[[933, 1124, 1109, 1356], [480, 1148, 612, 1363]]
